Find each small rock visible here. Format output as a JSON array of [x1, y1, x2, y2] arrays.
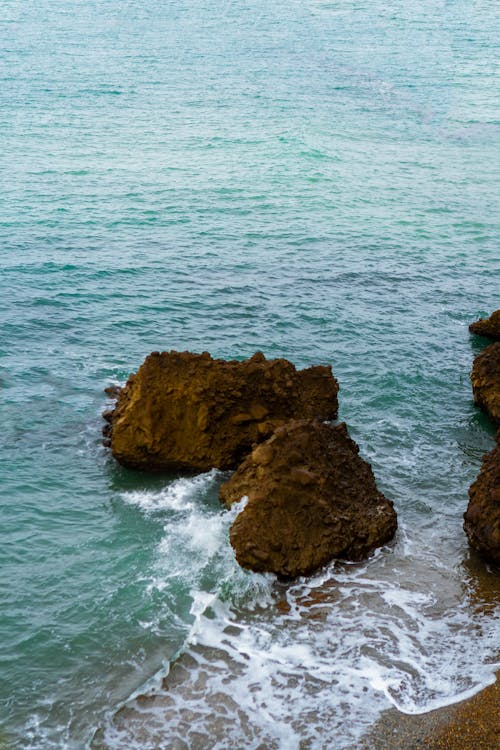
[[469, 310, 500, 341], [104, 384, 122, 399]]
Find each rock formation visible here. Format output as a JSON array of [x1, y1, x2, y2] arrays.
[[470, 342, 500, 426], [465, 313, 500, 566], [106, 351, 339, 472], [219, 419, 397, 578], [464, 437, 500, 566], [469, 309, 500, 340]]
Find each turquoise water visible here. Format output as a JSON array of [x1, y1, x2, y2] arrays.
[[1, 0, 499, 747]]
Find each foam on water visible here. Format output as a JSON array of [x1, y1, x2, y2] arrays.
[[121, 470, 223, 516], [93, 477, 500, 750], [1, 0, 499, 747]]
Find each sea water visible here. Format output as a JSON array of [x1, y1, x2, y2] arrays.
[[0, 1, 499, 748]]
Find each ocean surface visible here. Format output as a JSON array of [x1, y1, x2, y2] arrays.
[[1, 0, 499, 748]]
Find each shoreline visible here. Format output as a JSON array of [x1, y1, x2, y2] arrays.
[[356, 672, 500, 750], [91, 552, 499, 749]]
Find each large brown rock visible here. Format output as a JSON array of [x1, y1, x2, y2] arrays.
[[471, 342, 500, 425], [107, 351, 339, 472], [469, 310, 500, 340], [219, 419, 397, 577], [464, 438, 500, 566]]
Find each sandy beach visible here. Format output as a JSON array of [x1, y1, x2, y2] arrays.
[[357, 673, 499, 750], [356, 553, 499, 749]]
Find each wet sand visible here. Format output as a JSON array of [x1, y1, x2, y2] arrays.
[[92, 553, 499, 750], [356, 673, 499, 750], [357, 554, 499, 750], [93, 670, 500, 750]]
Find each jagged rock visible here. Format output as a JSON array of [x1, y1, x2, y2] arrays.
[[107, 351, 339, 472], [219, 419, 397, 577], [471, 342, 500, 425], [464, 438, 500, 566], [469, 310, 500, 341]]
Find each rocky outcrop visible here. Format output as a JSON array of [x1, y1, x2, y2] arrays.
[[106, 351, 339, 472], [464, 438, 500, 566], [466, 325, 500, 566], [469, 310, 500, 340], [219, 419, 397, 578], [471, 342, 500, 425]]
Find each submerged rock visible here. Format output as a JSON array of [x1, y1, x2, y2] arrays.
[[219, 419, 397, 578], [107, 351, 338, 472], [471, 342, 500, 425], [469, 310, 500, 341], [464, 438, 500, 566]]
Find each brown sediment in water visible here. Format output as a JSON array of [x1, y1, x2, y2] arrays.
[[356, 674, 500, 750]]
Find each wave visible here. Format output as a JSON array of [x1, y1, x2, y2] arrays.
[[92, 475, 500, 750]]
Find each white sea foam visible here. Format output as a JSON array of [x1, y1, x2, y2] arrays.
[[120, 469, 222, 514], [96, 476, 500, 750]]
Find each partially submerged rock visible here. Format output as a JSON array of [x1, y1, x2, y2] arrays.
[[466, 330, 500, 567], [469, 310, 500, 341], [464, 438, 500, 566], [471, 342, 500, 425], [219, 419, 397, 578], [107, 351, 339, 472], [104, 384, 122, 399]]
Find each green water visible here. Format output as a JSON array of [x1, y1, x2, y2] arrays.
[[0, 1, 499, 747]]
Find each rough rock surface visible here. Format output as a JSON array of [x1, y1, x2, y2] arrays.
[[219, 419, 397, 577], [464, 438, 500, 566], [107, 351, 339, 471], [471, 342, 500, 425], [469, 310, 500, 341]]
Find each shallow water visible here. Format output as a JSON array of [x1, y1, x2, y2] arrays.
[[1, 0, 499, 748]]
